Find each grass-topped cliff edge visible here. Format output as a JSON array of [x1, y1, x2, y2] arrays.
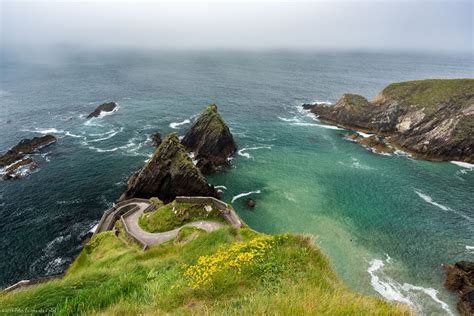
[[0, 200, 410, 315]]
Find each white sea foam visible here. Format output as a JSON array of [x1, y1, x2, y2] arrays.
[[64, 131, 85, 139], [278, 116, 301, 123], [450, 161, 474, 169], [415, 190, 473, 223], [22, 127, 64, 134], [357, 131, 373, 138], [87, 146, 119, 153], [170, 119, 191, 129], [237, 146, 272, 159], [214, 185, 227, 190], [291, 122, 344, 130], [368, 256, 453, 315], [97, 105, 119, 118], [83, 127, 123, 143], [350, 157, 374, 170], [466, 246, 474, 253], [231, 190, 261, 203]]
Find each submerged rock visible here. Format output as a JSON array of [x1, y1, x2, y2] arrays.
[[87, 102, 117, 118], [246, 199, 256, 208], [0, 135, 57, 167], [121, 133, 217, 203], [181, 104, 237, 174], [443, 261, 474, 316], [305, 79, 474, 163]]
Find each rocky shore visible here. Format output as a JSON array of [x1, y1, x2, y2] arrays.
[[0, 135, 57, 180], [303, 79, 474, 163], [443, 261, 474, 316]]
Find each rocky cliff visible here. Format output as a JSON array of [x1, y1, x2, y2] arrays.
[[304, 79, 474, 163], [181, 104, 237, 174], [443, 261, 474, 316], [120, 133, 217, 203]]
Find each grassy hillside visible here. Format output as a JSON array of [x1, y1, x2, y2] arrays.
[[0, 222, 410, 315], [377, 79, 474, 113]]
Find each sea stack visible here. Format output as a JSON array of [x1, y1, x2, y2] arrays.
[[120, 133, 218, 203], [87, 102, 117, 118], [303, 79, 474, 163], [181, 104, 237, 174]]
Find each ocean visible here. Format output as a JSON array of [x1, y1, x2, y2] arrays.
[[0, 50, 473, 315]]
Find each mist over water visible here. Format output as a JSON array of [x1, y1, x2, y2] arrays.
[[0, 50, 473, 314]]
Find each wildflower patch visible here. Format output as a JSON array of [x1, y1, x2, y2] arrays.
[[183, 235, 287, 288]]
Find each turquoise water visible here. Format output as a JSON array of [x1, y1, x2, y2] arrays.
[[0, 51, 473, 314]]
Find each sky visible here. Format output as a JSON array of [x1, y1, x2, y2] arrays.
[[0, 0, 472, 53]]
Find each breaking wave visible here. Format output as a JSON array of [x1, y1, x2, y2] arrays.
[[368, 256, 452, 315], [291, 122, 344, 130], [415, 190, 473, 222], [170, 119, 191, 129], [237, 146, 272, 159], [231, 190, 261, 203]]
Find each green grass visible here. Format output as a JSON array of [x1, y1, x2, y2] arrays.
[[0, 227, 411, 315], [379, 79, 474, 113], [138, 201, 225, 233]]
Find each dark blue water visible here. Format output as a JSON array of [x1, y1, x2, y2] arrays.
[[1, 51, 473, 314]]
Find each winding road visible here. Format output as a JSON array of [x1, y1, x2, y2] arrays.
[[122, 201, 225, 246]]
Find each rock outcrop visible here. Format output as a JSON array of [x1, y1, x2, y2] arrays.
[[0, 135, 56, 180], [181, 104, 237, 174], [87, 102, 117, 118], [121, 133, 218, 203], [150, 132, 162, 147], [443, 261, 474, 316], [304, 79, 474, 163]]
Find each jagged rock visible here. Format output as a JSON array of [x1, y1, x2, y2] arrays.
[[2, 158, 38, 180], [357, 135, 395, 155], [181, 104, 237, 174], [150, 132, 162, 147], [246, 199, 256, 208], [121, 133, 218, 203], [87, 102, 117, 118], [0, 135, 57, 167], [443, 261, 474, 316], [305, 79, 474, 163]]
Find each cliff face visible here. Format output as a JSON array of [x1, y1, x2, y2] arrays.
[[304, 79, 474, 163], [121, 133, 217, 203], [181, 104, 237, 174]]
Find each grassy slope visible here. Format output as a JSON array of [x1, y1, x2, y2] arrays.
[[0, 227, 410, 315], [379, 79, 474, 113], [139, 201, 225, 233]]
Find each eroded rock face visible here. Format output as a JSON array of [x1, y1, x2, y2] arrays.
[[181, 104, 237, 174], [304, 79, 474, 163], [443, 261, 474, 316], [87, 102, 117, 118], [121, 133, 217, 203]]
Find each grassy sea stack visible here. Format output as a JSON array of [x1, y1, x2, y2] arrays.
[[304, 79, 474, 163], [120, 133, 217, 203], [182, 104, 237, 174]]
